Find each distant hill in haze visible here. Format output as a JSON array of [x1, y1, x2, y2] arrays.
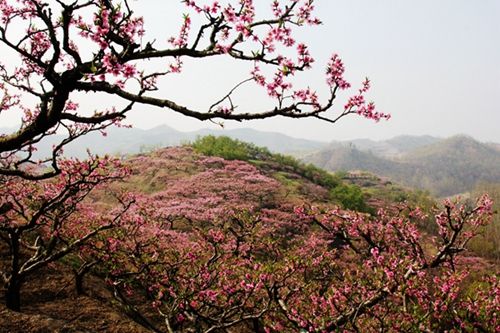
[[6, 125, 378, 159], [1, 125, 445, 158], [305, 135, 500, 197], [384, 135, 442, 154], [339, 135, 441, 158], [0, 125, 327, 158], [399, 135, 500, 195], [305, 145, 402, 176]]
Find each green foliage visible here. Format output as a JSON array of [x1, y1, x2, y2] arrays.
[[191, 135, 270, 161], [191, 136, 371, 212], [368, 185, 434, 209], [272, 171, 301, 189], [330, 183, 372, 212]]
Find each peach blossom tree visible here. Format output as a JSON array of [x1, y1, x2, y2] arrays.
[[0, 0, 385, 312]]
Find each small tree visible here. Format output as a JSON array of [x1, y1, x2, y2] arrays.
[[0, 155, 130, 310]]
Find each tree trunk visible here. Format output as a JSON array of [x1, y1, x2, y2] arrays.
[[5, 279, 21, 311], [73, 260, 97, 295], [252, 318, 266, 333], [5, 231, 22, 311], [74, 271, 84, 296]]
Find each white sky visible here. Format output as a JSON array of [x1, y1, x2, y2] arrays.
[[1, 0, 499, 142]]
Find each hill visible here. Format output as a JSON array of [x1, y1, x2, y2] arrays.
[[384, 135, 441, 155], [4, 125, 327, 159], [399, 135, 500, 194], [305, 135, 500, 196], [3, 137, 498, 332], [5, 122, 499, 196], [346, 135, 441, 157], [305, 144, 403, 176], [0, 139, 375, 332], [5, 121, 499, 197]]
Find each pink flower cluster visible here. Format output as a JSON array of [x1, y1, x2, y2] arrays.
[[168, 14, 191, 48], [326, 54, 351, 89], [344, 78, 391, 121]]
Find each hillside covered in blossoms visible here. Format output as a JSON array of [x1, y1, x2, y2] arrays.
[[1, 137, 498, 332]]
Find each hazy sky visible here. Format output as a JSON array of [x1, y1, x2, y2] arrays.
[[129, 0, 500, 142], [1, 1, 499, 142]]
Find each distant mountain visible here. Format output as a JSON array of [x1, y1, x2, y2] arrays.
[[385, 135, 441, 154], [24, 125, 327, 159], [22, 126, 186, 160], [305, 135, 500, 197], [343, 135, 441, 158], [399, 135, 500, 195], [306, 145, 403, 176], [5, 124, 500, 197]]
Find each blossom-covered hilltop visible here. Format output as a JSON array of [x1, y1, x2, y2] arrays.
[[1, 137, 498, 332]]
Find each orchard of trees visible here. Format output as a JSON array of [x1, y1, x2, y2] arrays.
[[0, 1, 498, 332]]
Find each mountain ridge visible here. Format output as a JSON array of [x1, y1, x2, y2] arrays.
[[3, 125, 498, 158], [305, 135, 500, 197]]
